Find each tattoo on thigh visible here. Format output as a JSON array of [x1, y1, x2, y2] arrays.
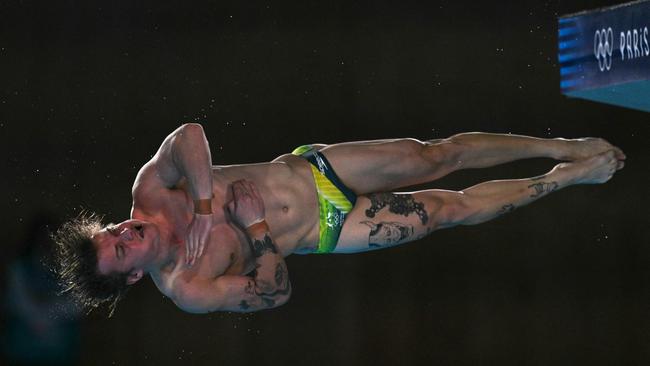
[[528, 181, 559, 198], [361, 221, 414, 248], [497, 204, 515, 215], [365, 193, 429, 225], [416, 227, 433, 240], [249, 234, 278, 258]]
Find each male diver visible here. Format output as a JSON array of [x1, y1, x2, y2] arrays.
[[54, 123, 626, 314]]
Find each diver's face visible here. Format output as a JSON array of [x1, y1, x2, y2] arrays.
[[92, 219, 160, 283]]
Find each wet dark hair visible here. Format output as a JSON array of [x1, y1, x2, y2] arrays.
[[52, 211, 130, 317]]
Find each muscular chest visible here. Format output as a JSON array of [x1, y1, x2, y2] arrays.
[[202, 223, 255, 276], [152, 223, 254, 298]]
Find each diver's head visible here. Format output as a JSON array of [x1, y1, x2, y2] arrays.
[[53, 213, 160, 316], [92, 219, 161, 282]]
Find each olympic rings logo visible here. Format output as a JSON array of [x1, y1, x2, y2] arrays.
[[594, 28, 614, 71]]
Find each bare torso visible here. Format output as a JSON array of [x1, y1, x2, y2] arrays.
[[102, 124, 624, 313], [131, 153, 319, 298]]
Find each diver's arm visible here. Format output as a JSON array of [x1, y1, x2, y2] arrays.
[[134, 123, 214, 264], [172, 223, 292, 313], [172, 179, 292, 313], [143, 123, 213, 196], [229, 179, 292, 308]]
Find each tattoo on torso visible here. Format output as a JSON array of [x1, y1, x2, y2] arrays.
[[365, 193, 429, 225]]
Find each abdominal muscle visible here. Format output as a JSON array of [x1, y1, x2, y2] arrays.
[[216, 154, 320, 255]]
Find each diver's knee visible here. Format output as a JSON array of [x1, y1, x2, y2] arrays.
[[422, 139, 463, 169]]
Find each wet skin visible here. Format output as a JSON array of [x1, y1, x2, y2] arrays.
[[88, 124, 626, 313]]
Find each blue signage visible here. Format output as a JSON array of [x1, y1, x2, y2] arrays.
[[559, 0, 650, 112]]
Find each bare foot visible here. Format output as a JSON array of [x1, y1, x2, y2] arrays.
[[559, 150, 621, 185], [557, 137, 626, 162]]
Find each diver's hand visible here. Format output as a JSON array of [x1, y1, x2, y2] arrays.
[[226, 179, 266, 229], [186, 213, 213, 266]]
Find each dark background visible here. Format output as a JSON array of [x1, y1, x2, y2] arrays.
[[2, 0, 650, 365]]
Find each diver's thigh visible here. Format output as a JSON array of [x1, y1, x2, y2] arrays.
[[335, 192, 434, 254], [319, 138, 433, 194]]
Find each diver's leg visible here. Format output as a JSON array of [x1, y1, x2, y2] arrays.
[[436, 133, 625, 169], [313, 133, 623, 195], [334, 150, 622, 253]]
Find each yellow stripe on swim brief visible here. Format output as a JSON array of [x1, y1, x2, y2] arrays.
[[309, 164, 353, 213]]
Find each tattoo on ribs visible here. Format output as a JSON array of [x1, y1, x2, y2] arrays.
[[365, 193, 429, 225], [249, 234, 278, 258], [361, 221, 414, 248], [528, 181, 559, 198], [497, 204, 515, 215]]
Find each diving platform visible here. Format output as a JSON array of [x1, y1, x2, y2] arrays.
[[559, 0, 650, 112]]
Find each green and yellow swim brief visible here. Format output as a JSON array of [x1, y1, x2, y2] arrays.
[[292, 145, 357, 253]]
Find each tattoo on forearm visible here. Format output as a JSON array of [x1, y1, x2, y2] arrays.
[[249, 234, 278, 258], [361, 221, 414, 248], [528, 181, 559, 198], [365, 193, 429, 225], [240, 263, 291, 310], [253, 279, 291, 309], [262, 297, 276, 308], [240, 231, 290, 311], [497, 204, 515, 215], [274, 263, 287, 286], [244, 280, 255, 295], [246, 268, 258, 278]]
